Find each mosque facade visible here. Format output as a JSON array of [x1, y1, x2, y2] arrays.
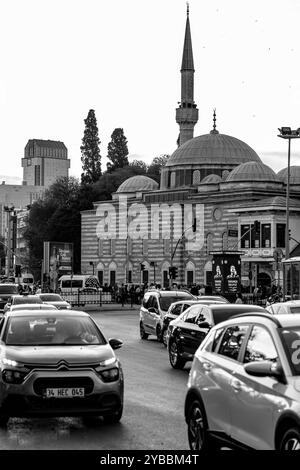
[[81, 8, 300, 292]]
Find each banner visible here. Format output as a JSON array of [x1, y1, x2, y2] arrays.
[[43, 242, 73, 277], [212, 252, 241, 295]]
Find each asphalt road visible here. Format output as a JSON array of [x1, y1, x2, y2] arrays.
[[0, 307, 191, 450]]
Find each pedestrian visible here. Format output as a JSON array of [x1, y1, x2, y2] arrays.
[[235, 293, 243, 304]]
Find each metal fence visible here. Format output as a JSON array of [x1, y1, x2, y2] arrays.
[[61, 291, 114, 307], [242, 293, 266, 307]]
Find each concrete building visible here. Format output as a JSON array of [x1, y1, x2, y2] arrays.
[[81, 7, 300, 293]]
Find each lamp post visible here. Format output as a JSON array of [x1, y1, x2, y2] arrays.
[[277, 127, 300, 260]]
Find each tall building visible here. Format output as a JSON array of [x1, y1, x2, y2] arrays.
[[22, 139, 70, 187]]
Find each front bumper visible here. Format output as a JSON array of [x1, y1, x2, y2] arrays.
[[0, 368, 123, 418]]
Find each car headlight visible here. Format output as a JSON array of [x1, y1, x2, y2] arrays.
[[2, 358, 23, 368], [98, 367, 119, 383], [2, 369, 28, 384], [98, 357, 116, 367]]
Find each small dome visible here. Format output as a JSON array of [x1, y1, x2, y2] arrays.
[[200, 174, 222, 184], [226, 161, 280, 182], [116, 175, 159, 193], [166, 133, 261, 167], [277, 166, 300, 185]]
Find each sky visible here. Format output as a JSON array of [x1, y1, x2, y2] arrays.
[[1, 0, 300, 182]]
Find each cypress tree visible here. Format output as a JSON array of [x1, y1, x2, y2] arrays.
[[106, 128, 129, 172], [80, 109, 102, 184]]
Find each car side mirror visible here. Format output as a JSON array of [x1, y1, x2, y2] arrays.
[[244, 360, 285, 382], [109, 338, 123, 350]]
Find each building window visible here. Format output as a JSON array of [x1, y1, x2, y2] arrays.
[[261, 224, 271, 248], [97, 270, 104, 285], [187, 271, 194, 285], [192, 170, 201, 185], [109, 270, 116, 286], [98, 239, 103, 257], [206, 233, 213, 255], [170, 172, 176, 188], [164, 239, 170, 255], [241, 225, 250, 248], [34, 165, 41, 185], [276, 224, 286, 248], [127, 270, 132, 283], [251, 224, 260, 248]]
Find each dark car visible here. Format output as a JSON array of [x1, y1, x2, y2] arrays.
[[167, 303, 268, 369], [0, 284, 19, 312]]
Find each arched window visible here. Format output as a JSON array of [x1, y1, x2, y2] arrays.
[[206, 233, 213, 255], [192, 170, 201, 185], [185, 261, 195, 285]]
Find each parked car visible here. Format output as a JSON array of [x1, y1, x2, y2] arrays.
[[162, 297, 229, 346], [266, 300, 300, 315], [168, 303, 267, 369], [38, 293, 71, 310], [3, 295, 43, 314], [185, 312, 300, 450], [0, 284, 19, 312], [0, 309, 124, 426], [139, 289, 195, 341]]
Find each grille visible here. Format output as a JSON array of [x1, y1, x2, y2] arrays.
[[24, 362, 99, 371], [33, 377, 94, 395]]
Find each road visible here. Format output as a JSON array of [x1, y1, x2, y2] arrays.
[[0, 308, 191, 450]]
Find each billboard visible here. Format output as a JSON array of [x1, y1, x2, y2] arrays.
[[212, 252, 242, 297], [43, 242, 73, 278]]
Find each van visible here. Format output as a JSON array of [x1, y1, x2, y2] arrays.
[[58, 275, 100, 293], [18, 273, 34, 289]]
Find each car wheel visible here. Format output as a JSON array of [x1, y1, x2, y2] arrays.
[[169, 341, 186, 369], [279, 427, 300, 450], [162, 328, 167, 347], [103, 406, 123, 424], [140, 322, 149, 340], [156, 325, 163, 342], [187, 399, 215, 451]]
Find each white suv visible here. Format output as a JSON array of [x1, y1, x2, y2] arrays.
[[139, 290, 195, 342], [185, 312, 300, 450]]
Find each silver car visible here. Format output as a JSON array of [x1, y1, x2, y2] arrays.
[[0, 309, 124, 426], [38, 293, 71, 310], [185, 312, 300, 450]]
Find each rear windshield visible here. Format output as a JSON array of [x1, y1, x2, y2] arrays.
[[159, 293, 194, 311], [212, 306, 265, 325], [39, 294, 62, 302], [0, 285, 18, 294], [61, 280, 83, 288], [14, 297, 43, 305]]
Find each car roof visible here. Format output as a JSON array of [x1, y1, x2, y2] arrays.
[[212, 312, 300, 329], [147, 289, 194, 296], [5, 309, 88, 318]]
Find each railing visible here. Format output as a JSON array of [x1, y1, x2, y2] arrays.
[[61, 290, 114, 307], [242, 293, 266, 307]]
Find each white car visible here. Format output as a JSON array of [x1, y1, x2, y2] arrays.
[[38, 293, 71, 310], [4, 295, 43, 314], [266, 300, 300, 315]]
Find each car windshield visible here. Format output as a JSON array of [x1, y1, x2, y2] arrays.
[[159, 294, 194, 311], [0, 285, 18, 294], [279, 327, 300, 375], [39, 294, 62, 302], [4, 315, 106, 346], [13, 297, 43, 305]]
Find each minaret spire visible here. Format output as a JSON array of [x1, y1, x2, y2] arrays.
[[210, 108, 219, 134], [176, 5, 198, 147]]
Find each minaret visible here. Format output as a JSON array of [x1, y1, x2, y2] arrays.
[[176, 3, 198, 147]]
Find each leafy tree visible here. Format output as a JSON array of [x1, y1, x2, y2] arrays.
[[81, 109, 102, 184], [107, 128, 129, 172], [129, 159, 148, 173], [147, 154, 169, 182]]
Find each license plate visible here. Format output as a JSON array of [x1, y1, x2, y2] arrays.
[[44, 387, 85, 398]]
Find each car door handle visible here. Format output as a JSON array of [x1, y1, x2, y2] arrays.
[[202, 362, 212, 371], [231, 379, 243, 391]]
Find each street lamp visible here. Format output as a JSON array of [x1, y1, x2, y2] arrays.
[[278, 127, 300, 260]]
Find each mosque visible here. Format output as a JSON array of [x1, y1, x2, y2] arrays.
[[81, 7, 300, 292]]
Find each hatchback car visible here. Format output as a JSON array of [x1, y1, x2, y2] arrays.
[[139, 289, 195, 341], [185, 312, 300, 450], [3, 295, 43, 313], [0, 309, 123, 425], [0, 284, 19, 312], [168, 304, 267, 369], [266, 300, 300, 315], [162, 298, 228, 347], [38, 293, 71, 310]]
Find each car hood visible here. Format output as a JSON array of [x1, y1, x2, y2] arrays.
[[1, 343, 114, 365]]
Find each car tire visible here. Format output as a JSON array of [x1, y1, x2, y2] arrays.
[[279, 427, 300, 451], [169, 341, 186, 369], [140, 322, 149, 340], [187, 399, 217, 451], [162, 328, 167, 347], [103, 406, 123, 424]]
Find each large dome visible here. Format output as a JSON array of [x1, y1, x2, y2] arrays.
[[116, 175, 159, 193], [277, 166, 300, 185], [166, 132, 261, 167], [226, 161, 280, 182]]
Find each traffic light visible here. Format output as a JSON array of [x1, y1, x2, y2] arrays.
[[253, 220, 260, 234], [15, 265, 21, 277], [140, 263, 145, 271], [192, 218, 196, 232], [169, 266, 178, 279]]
